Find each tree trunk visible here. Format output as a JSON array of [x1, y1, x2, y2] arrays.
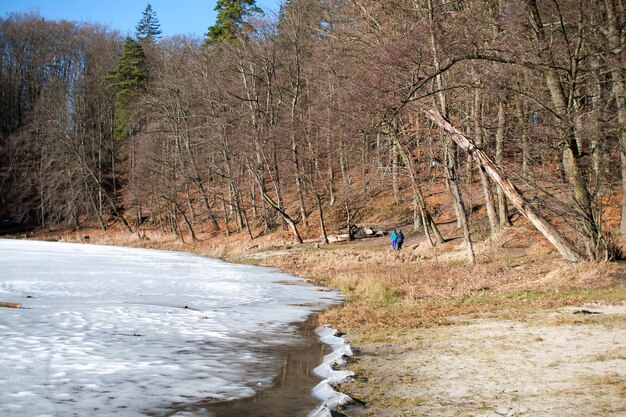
[[239, 188, 253, 241], [622, 151, 626, 234], [526, 0, 597, 253], [392, 140, 400, 204], [270, 141, 285, 222], [589, 59, 603, 183], [230, 181, 242, 232], [413, 196, 423, 232], [427, 0, 464, 243], [176, 200, 196, 242], [389, 122, 443, 245], [421, 208, 434, 247], [339, 138, 351, 187], [221, 192, 230, 237], [185, 185, 195, 224], [475, 88, 499, 234], [316, 193, 329, 245], [326, 135, 336, 206], [446, 139, 475, 263], [515, 100, 530, 179], [345, 199, 352, 241], [495, 100, 511, 227], [249, 172, 258, 220], [604, 0, 626, 233], [250, 168, 303, 244], [0, 302, 22, 309], [293, 136, 308, 233], [425, 109, 582, 263]]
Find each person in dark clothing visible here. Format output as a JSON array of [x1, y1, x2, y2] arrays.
[[396, 229, 404, 251]]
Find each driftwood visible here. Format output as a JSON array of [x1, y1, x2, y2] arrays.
[[326, 225, 385, 243], [0, 301, 22, 309], [354, 227, 385, 239], [424, 109, 582, 263], [327, 233, 350, 244]]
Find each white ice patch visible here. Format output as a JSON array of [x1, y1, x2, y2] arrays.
[[308, 325, 354, 417], [0, 239, 340, 417]]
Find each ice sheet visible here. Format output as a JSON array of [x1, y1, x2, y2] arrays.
[[0, 239, 340, 416]]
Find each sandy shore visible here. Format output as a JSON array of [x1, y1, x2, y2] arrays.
[[341, 304, 626, 417]]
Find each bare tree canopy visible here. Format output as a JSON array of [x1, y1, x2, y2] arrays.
[[1, 0, 624, 261]]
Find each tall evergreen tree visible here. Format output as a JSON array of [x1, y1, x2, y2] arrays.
[[204, 0, 262, 46], [107, 37, 148, 139], [135, 4, 162, 41]]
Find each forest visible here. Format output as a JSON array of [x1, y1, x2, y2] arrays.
[[1, 0, 624, 263]]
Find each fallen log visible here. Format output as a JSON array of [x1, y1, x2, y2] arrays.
[[327, 233, 350, 243], [0, 301, 22, 309]]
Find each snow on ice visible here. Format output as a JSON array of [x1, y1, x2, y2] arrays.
[[0, 239, 340, 416]]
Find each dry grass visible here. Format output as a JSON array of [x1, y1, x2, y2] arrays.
[[238, 226, 626, 336]]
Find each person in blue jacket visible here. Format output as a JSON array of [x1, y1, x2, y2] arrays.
[[396, 229, 405, 251], [390, 230, 397, 250]]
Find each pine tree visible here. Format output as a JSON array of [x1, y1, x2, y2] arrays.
[[204, 0, 262, 46], [107, 37, 148, 139], [135, 4, 162, 41]]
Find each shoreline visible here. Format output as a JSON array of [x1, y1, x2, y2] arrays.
[[11, 231, 626, 416], [171, 316, 336, 417]]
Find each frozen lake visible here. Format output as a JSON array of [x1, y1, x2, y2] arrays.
[[0, 239, 339, 417]]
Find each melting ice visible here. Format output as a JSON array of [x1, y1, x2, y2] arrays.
[[0, 239, 339, 417]]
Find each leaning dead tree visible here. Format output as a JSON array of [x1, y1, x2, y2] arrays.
[[424, 109, 582, 263], [249, 167, 303, 244]]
